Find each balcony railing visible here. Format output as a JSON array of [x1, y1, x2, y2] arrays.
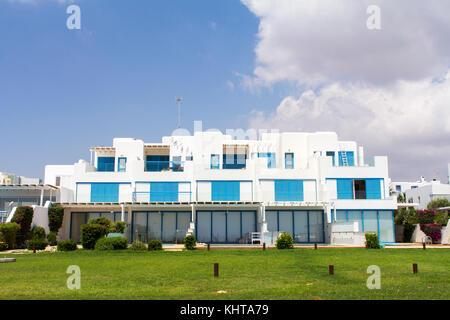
[[144, 161, 184, 172], [133, 191, 191, 202]]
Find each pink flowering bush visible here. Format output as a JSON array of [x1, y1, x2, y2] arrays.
[[420, 223, 442, 244]]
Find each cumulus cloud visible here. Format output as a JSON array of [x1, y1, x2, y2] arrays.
[[242, 0, 450, 87], [242, 0, 450, 181]]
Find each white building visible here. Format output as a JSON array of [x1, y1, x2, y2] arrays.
[[0, 172, 57, 223], [404, 181, 450, 210], [45, 131, 397, 244], [391, 176, 431, 197]]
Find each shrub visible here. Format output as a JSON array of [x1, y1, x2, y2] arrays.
[[11, 206, 34, 248], [80, 224, 109, 249], [276, 232, 294, 249], [0, 241, 8, 251], [130, 240, 147, 251], [394, 207, 418, 225], [95, 236, 128, 250], [88, 217, 113, 230], [147, 240, 163, 251], [184, 235, 196, 250], [420, 224, 442, 244], [31, 226, 46, 240], [434, 211, 448, 226], [365, 233, 381, 249], [47, 231, 58, 246], [57, 239, 77, 251], [403, 223, 416, 243], [27, 238, 48, 251], [0, 222, 19, 250], [112, 221, 126, 234], [417, 210, 435, 225], [427, 198, 450, 211], [48, 207, 65, 233]]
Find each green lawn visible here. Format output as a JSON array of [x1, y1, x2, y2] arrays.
[[0, 248, 449, 300]]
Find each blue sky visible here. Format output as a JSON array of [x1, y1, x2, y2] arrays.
[[0, 0, 286, 179], [1, 0, 449, 182]]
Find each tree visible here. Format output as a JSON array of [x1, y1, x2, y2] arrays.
[[427, 198, 450, 211]]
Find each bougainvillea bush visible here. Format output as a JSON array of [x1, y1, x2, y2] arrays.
[[420, 224, 442, 244]]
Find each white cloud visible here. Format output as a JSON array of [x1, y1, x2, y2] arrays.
[[248, 74, 450, 180], [241, 0, 450, 180], [241, 0, 450, 87]]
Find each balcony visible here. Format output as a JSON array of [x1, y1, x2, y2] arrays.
[[133, 191, 191, 202], [144, 161, 184, 172]]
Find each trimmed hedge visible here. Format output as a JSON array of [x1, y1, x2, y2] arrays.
[[27, 238, 48, 251], [184, 235, 196, 250], [11, 206, 34, 248], [48, 207, 65, 233], [31, 226, 46, 240], [57, 239, 77, 251], [0, 222, 19, 250], [95, 236, 128, 250], [80, 224, 109, 249], [147, 240, 163, 251], [276, 232, 294, 249], [365, 233, 381, 249], [88, 217, 113, 230], [47, 231, 57, 246], [130, 240, 147, 251]]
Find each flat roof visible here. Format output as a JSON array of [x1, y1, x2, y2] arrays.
[[0, 184, 58, 190]]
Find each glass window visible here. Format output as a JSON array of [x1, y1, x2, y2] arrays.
[[285, 153, 294, 169], [211, 154, 220, 169], [118, 157, 126, 172]]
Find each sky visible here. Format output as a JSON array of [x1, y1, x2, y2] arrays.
[[0, 0, 449, 183]]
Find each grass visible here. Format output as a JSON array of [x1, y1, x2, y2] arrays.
[[0, 248, 449, 300]]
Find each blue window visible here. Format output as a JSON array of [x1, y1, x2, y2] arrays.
[[222, 154, 246, 169], [97, 157, 115, 172], [145, 155, 170, 172], [336, 179, 353, 199], [338, 151, 355, 166], [211, 181, 240, 201], [91, 183, 120, 202], [258, 153, 276, 168], [186, 155, 193, 161], [118, 157, 127, 172], [285, 153, 294, 169], [211, 154, 220, 169], [366, 179, 382, 199], [150, 182, 179, 202], [274, 180, 303, 201]]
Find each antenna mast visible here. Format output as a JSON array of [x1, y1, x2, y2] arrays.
[[175, 97, 183, 128]]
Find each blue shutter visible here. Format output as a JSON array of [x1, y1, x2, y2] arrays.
[[275, 180, 303, 201], [91, 183, 119, 202], [336, 179, 353, 199], [366, 179, 382, 199], [347, 152, 355, 166], [150, 182, 179, 202], [211, 181, 240, 201]]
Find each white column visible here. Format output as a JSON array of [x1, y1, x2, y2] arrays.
[[121, 204, 125, 222], [358, 146, 364, 166], [39, 189, 44, 207]]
